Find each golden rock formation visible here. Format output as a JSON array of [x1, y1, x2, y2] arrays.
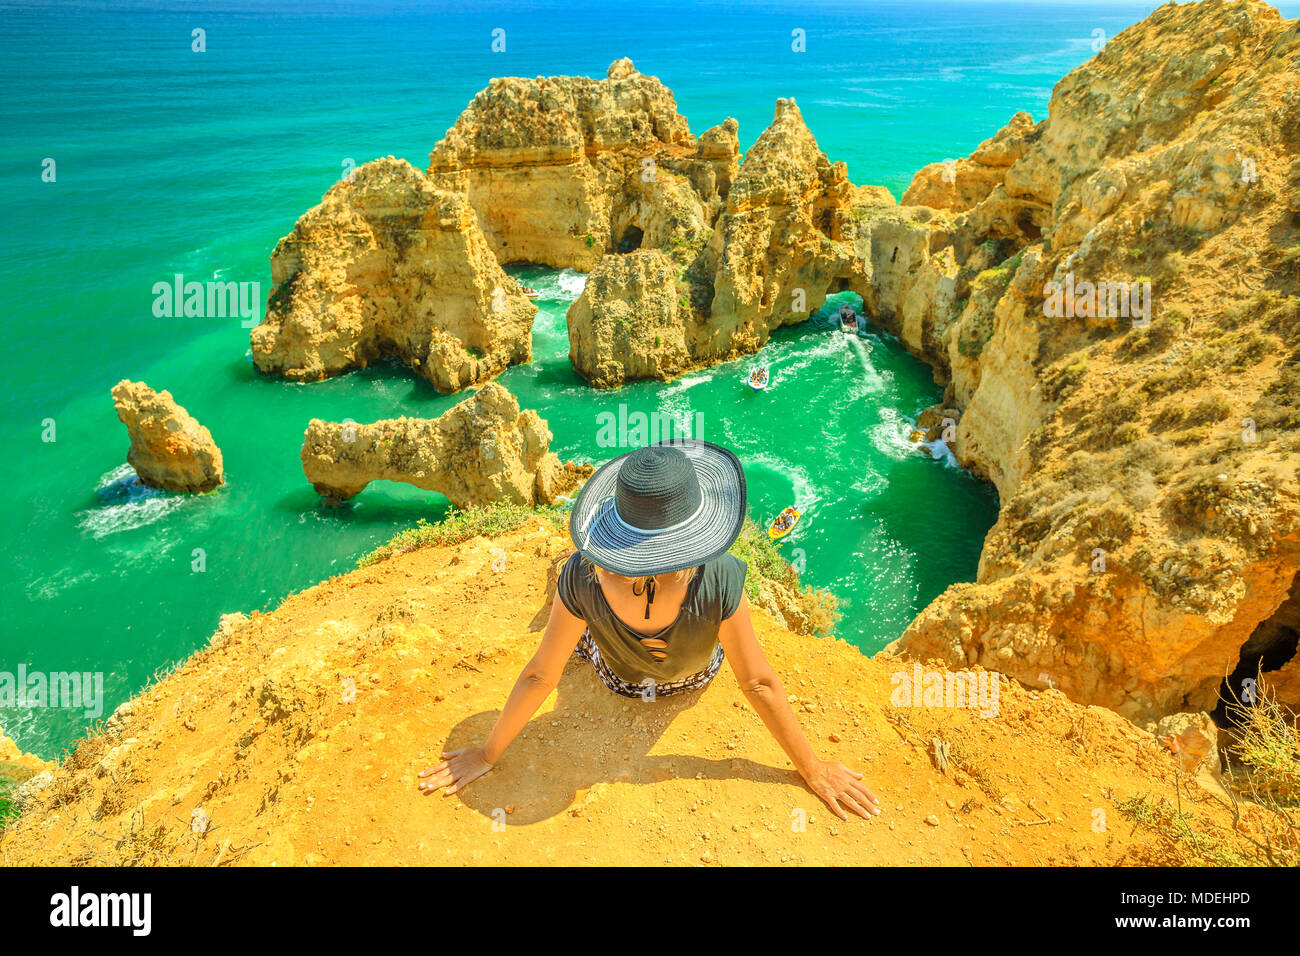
[[427, 59, 705, 271], [250, 158, 535, 393], [300, 382, 591, 507], [110, 380, 224, 493], [886, 0, 1300, 726]]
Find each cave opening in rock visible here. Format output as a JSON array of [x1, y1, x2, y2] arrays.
[[617, 225, 644, 254], [825, 278, 878, 327], [1213, 569, 1300, 727], [1016, 211, 1043, 241], [816, 208, 834, 238], [819, 284, 871, 327]]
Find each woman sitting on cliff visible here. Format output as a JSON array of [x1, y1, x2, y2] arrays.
[[418, 440, 881, 821]]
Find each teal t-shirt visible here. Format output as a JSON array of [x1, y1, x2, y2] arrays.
[[556, 552, 748, 686]]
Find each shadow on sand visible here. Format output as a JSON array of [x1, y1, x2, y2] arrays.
[[435, 659, 799, 826]]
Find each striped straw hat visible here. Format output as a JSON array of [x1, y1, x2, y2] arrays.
[[570, 439, 747, 577]]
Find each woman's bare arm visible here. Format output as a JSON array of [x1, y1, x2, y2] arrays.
[[718, 595, 881, 820], [418, 595, 586, 796]]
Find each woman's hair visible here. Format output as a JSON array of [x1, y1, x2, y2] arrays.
[[583, 556, 698, 590]]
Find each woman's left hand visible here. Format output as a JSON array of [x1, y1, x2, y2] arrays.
[[801, 760, 881, 820]]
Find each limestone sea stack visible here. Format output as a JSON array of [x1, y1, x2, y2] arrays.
[[250, 157, 535, 393], [428, 58, 730, 271], [300, 382, 593, 507], [566, 97, 879, 386], [704, 98, 866, 349], [111, 380, 224, 493], [566, 249, 693, 387]]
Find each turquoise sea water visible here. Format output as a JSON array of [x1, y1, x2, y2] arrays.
[[8, 0, 1285, 759]]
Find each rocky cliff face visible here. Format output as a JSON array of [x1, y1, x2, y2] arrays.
[[884, 0, 1300, 726], [426, 57, 757, 386], [566, 97, 881, 385], [0, 727, 55, 778], [250, 158, 535, 393], [902, 111, 1037, 212], [0, 725, 55, 825], [559, 92, 978, 388], [704, 99, 863, 351], [111, 380, 224, 493], [300, 382, 591, 507], [566, 249, 694, 386], [428, 58, 714, 272]]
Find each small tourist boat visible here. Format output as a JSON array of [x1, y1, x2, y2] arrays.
[[747, 367, 769, 392], [839, 304, 858, 334], [522, 285, 540, 299], [768, 506, 801, 540]]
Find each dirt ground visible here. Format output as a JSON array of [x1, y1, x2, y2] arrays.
[[0, 519, 1242, 865]]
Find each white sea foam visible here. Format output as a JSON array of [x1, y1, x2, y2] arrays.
[[872, 407, 924, 462], [852, 470, 888, 499], [845, 334, 887, 392], [510, 267, 586, 306], [871, 408, 964, 470], [767, 334, 845, 386], [27, 568, 99, 601], [77, 464, 188, 539], [922, 438, 961, 468], [661, 371, 712, 396], [556, 269, 587, 297]]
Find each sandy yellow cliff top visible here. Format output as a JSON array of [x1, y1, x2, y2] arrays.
[[0, 516, 1276, 866]]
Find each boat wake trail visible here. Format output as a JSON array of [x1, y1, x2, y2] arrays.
[[845, 334, 886, 393], [744, 451, 822, 513]]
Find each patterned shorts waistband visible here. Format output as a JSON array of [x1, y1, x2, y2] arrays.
[[573, 632, 724, 699]]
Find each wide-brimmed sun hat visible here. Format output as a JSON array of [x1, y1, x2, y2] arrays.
[[570, 439, 747, 577]]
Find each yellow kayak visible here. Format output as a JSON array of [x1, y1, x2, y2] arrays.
[[768, 507, 801, 540]]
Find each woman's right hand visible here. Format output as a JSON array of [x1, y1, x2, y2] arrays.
[[418, 747, 493, 796]]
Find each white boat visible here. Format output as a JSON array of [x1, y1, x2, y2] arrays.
[[747, 367, 769, 392]]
